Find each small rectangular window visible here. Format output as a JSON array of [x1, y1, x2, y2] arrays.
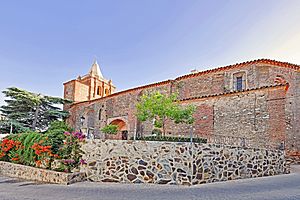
[[236, 76, 243, 91], [98, 109, 102, 120]]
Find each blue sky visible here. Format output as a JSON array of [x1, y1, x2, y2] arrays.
[[1, 0, 300, 104]]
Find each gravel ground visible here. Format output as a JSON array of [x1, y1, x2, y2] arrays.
[[0, 166, 299, 200]]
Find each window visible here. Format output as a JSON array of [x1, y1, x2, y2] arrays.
[[275, 75, 286, 84], [97, 87, 101, 95], [236, 76, 243, 91], [105, 89, 109, 95], [232, 72, 246, 91], [98, 109, 102, 120]]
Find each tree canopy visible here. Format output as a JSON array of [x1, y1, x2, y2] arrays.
[[136, 91, 195, 136], [101, 124, 118, 135], [0, 87, 70, 133]]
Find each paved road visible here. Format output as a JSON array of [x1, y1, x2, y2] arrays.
[[0, 166, 300, 200]]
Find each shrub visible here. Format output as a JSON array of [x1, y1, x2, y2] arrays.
[[134, 135, 207, 143], [1, 132, 50, 167], [151, 129, 162, 136], [10, 132, 42, 166], [0, 138, 22, 162], [0, 121, 85, 172], [101, 124, 118, 135], [55, 132, 85, 172], [44, 120, 73, 154], [46, 121, 73, 134], [31, 140, 58, 168]]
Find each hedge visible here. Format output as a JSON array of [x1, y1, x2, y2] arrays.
[[132, 135, 207, 143]]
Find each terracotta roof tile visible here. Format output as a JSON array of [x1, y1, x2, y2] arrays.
[[175, 59, 300, 81], [69, 59, 298, 106]]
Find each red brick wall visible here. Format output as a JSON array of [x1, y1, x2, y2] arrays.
[[175, 73, 225, 100], [65, 62, 299, 152], [267, 88, 286, 144], [194, 105, 213, 137]]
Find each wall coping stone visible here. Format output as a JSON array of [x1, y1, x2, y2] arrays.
[[89, 139, 286, 152]]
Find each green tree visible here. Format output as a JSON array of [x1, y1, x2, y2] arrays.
[[136, 91, 195, 136], [0, 87, 70, 132], [101, 124, 118, 135], [0, 120, 31, 134]]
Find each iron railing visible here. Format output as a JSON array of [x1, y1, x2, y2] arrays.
[[201, 134, 285, 150]]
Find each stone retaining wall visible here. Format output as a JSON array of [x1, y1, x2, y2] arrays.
[[81, 140, 288, 185], [0, 161, 86, 185]]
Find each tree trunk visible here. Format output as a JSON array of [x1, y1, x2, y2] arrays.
[[32, 105, 40, 130]]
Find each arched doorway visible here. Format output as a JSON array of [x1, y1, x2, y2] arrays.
[[107, 119, 128, 140]]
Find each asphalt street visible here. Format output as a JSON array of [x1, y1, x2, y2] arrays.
[[0, 166, 299, 200]]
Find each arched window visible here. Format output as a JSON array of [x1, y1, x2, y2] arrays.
[[105, 89, 109, 95], [97, 86, 101, 95], [275, 75, 287, 84]]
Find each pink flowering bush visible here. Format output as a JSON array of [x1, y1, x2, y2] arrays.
[[55, 131, 86, 173]]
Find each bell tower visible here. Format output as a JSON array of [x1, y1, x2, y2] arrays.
[[63, 60, 116, 103]]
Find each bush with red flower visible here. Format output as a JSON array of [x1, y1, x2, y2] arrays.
[[0, 138, 22, 163], [31, 141, 59, 168], [0, 121, 86, 172]]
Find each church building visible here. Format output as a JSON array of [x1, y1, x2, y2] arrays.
[[63, 59, 300, 157]]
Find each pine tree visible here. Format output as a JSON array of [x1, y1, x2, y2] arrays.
[[0, 87, 70, 132]]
